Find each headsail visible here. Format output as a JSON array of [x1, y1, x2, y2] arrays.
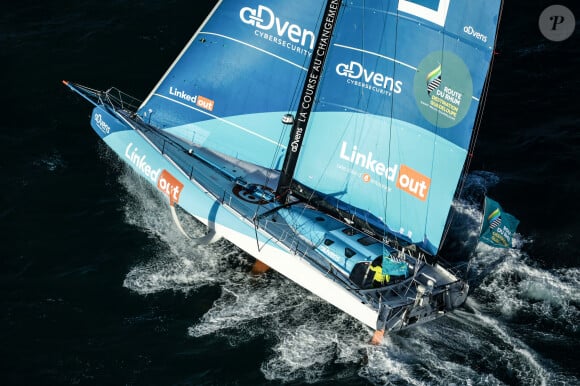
[[286, 0, 503, 254], [137, 0, 328, 170]]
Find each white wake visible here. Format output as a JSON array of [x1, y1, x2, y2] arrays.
[[114, 164, 577, 385]]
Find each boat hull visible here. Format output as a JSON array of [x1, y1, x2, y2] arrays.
[[89, 105, 381, 329]]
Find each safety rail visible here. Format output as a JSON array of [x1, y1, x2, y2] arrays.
[[63, 81, 143, 115], [102, 87, 142, 113]]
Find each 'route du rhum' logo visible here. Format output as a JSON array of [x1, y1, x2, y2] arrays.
[[413, 51, 473, 129]]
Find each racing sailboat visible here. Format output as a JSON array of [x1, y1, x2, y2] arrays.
[[64, 0, 503, 342]]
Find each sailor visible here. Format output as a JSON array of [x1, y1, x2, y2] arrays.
[[369, 256, 390, 287]]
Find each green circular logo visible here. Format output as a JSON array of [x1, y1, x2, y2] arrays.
[[413, 51, 473, 128]]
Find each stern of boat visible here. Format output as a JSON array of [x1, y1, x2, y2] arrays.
[[376, 265, 469, 333]]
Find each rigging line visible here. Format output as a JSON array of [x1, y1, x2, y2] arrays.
[[351, 9, 382, 241], [256, 120, 290, 219], [425, 21, 448, 254], [441, 2, 505, 251], [258, 2, 329, 220], [277, 0, 344, 200], [126, 113, 241, 186], [264, 1, 327, 187], [333, 43, 417, 71], [200, 32, 309, 71], [152, 93, 284, 147], [441, 1, 505, 250], [267, 3, 327, 206], [384, 2, 399, 244], [139, 0, 222, 109]]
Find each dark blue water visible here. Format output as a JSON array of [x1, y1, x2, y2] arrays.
[[1, 1, 578, 384]]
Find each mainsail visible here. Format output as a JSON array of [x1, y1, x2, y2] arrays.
[[286, 0, 502, 254], [130, 0, 503, 256]]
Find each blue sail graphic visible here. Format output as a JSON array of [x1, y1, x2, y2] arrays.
[[291, 0, 502, 254], [137, 0, 327, 169]]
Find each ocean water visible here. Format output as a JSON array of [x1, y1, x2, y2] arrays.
[[1, 1, 578, 385]]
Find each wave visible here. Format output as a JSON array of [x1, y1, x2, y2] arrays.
[[115, 165, 578, 385], [33, 150, 67, 172]]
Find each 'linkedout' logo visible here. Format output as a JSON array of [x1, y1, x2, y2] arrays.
[[169, 86, 214, 111], [240, 5, 316, 50], [125, 142, 184, 205], [157, 170, 183, 206], [339, 141, 431, 201], [336, 61, 403, 95], [125, 143, 161, 184]]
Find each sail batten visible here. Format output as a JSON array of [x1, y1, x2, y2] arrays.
[[199, 31, 309, 71], [332, 43, 418, 71]]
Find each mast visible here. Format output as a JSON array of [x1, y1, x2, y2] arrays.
[[276, 0, 342, 200]]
